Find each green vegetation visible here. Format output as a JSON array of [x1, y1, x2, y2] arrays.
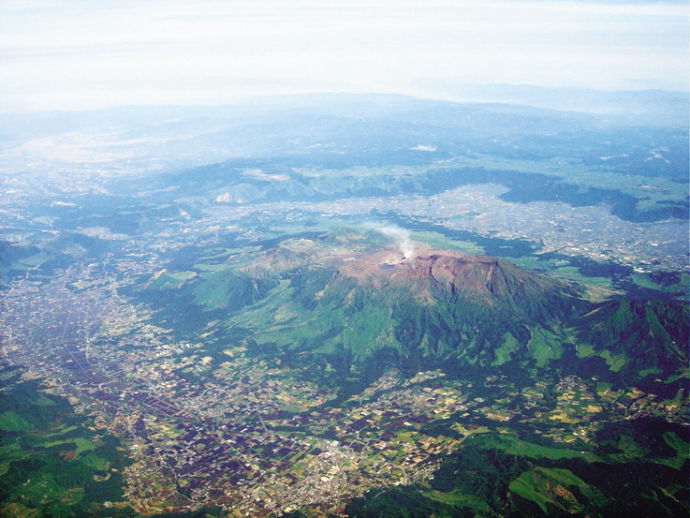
[[6, 229, 688, 517], [492, 332, 520, 366], [580, 299, 689, 377], [632, 272, 688, 297], [509, 467, 606, 514], [1, 94, 689, 518], [600, 350, 626, 372], [408, 230, 486, 255], [421, 488, 491, 513], [550, 265, 613, 289], [527, 326, 563, 367], [41, 437, 98, 458], [0, 411, 33, 432], [653, 432, 690, 470], [0, 369, 133, 517], [192, 269, 277, 311], [347, 416, 689, 518], [576, 343, 596, 358], [148, 270, 197, 290], [454, 152, 688, 219], [471, 433, 601, 462]]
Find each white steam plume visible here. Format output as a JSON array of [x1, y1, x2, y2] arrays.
[[369, 224, 415, 260]]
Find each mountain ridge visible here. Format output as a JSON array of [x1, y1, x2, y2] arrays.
[[139, 232, 687, 390]]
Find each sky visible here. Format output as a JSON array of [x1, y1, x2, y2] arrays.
[[0, 0, 688, 111]]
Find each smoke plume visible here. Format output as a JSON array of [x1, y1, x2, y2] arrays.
[[370, 224, 415, 260]]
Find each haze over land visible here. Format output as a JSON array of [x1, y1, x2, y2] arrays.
[[0, 1, 688, 517]]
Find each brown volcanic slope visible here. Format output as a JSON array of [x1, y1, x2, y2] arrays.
[[337, 247, 575, 307]]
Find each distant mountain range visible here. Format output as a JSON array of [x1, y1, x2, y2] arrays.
[[409, 83, 689, 127]]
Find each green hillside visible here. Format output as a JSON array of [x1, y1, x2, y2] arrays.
[[141, 231, 688, 392]]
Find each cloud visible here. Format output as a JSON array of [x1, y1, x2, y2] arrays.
[[1, 1, 687, 111]]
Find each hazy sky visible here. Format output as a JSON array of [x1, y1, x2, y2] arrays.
[[1, 0, 688, 111]]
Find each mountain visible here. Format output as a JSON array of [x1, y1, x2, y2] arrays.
[[1, 93, 687, 517], [409, 83, 690, 127], [580, 299, 689, 376], [142, 231, 687, 392]]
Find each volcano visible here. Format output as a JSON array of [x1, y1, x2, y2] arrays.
[[146, 232, 688, 387], [339, 248, 574, 305]]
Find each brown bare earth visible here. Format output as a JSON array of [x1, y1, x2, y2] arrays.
[[337, 247, 568, 305]]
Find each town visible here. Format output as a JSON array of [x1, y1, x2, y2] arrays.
[[1, 259, 685, 516]]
